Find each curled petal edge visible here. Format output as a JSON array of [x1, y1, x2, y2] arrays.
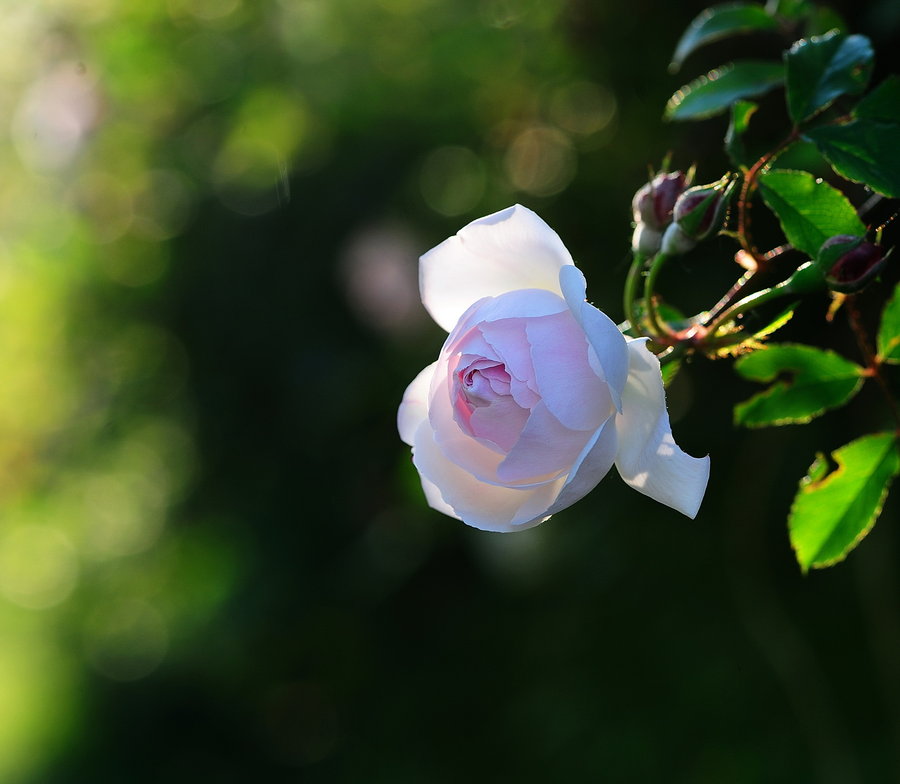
[[614, 339, 710, 519]]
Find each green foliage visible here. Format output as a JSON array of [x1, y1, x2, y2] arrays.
[[669, 3, 778, 73], [757, 168, 866, 257], [804, 77, 900, 197], [789, 433, 900, 570], [665, 61, 785, 121], [734, 343, 864, 426], [725, 100, 758, 168], [784, 31, 874, 122], [878, 281, 900, 364]]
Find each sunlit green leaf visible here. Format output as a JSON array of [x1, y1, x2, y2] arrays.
[[878, 280, 900, 364], [670, 3, 778, 73], [725, 100, 758, 168], [785, 31, 873, 122], [734, 343, 865, 426], [666, 61, 785, 121], [804, 77, 900, 197], [758, 168, 865, 257], [789, 432, 900, 570]]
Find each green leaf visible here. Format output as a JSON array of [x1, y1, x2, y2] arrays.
[[785, 31, 873, 122], [789, 432, 900, 570], [765, 0, 812, 20], [666, 61, 785, 121], [734, 343, 865, 427], [725, 100, 758, 168], [878, 280, 900, 364], [803, 77, 900, 197], [670, 3, 778, 73], [757, 168, 866, 257], [804, 7, 846, 36]]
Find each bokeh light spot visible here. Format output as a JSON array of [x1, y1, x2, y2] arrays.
[[0, 526, 79, 610], [83, 599, 168, 682], [419, 146, 486, 217], [504, 125, 576, 197]]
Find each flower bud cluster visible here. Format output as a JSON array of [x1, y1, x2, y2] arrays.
[[630, 171, 690, 255], [661, 174, 736, 256]]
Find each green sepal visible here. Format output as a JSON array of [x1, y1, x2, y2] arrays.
[[734, 343, 865, 427], [789, 433, 900, 571]]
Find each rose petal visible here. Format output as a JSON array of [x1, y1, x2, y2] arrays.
[[614, 339, 710, 518], [559, 265, 628, 412], [420, 205, 575, 332], [478, 318, 539, 394], [543, 415, 618, 516], [412, 419, 566, 532], [526, 311, 611, 431], [398, 362, 437, 446], [497, 401, 591, 483]]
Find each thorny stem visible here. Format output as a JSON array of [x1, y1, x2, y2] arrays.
[[704, 244, 794, 324], [706, 279, 795, 337], [736, 130, 798, 259], [846, 296, 900, 431]]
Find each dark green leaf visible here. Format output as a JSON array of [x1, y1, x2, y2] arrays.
[[670, 3, 778, 73], [725, 100, 758, 168], [789, 432, 900, 570], [758, 168, 865, 257], [804, 77, 900, 197], [878, 281, 900, 364], [666, 61, 785, 121], [765, 0, 812, 20], [785, 31, 873, 122], [804, 7, 846, 36], [734, 343, 864, 427]]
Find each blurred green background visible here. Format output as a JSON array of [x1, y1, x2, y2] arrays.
[[1, 0, 900, 781]]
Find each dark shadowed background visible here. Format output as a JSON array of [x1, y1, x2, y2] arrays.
[[1, 0, 900, 781]]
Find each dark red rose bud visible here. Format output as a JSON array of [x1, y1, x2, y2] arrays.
[[632, 171, 690, 231], [661, 174, 736, 255], [820, 235, 887, 293]]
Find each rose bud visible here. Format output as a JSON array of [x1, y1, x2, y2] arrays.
[[632, 171, 690, 231], [631, 222, 663, 256], [399, 205, 710, 532], [820, 235, 887, 293], [661, 174, 736, 255]]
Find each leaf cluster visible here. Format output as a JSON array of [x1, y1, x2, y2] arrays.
[[658, 1, 900, 570]]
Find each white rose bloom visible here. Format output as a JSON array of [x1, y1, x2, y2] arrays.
[[398, 205, 709, 532]]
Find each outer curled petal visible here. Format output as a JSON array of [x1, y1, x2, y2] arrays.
[[420, 205, 575, 332], [398, 362, 437, 446], [543, 416, 618, 517], [559, 264, 629, 412], [614, 339, 709, 518]]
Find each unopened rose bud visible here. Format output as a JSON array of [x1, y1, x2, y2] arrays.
[[820, 235, 887, 293], [631, 223, 663, 256], [660, 174, 735, 256], [632, 171, 690, 231]]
